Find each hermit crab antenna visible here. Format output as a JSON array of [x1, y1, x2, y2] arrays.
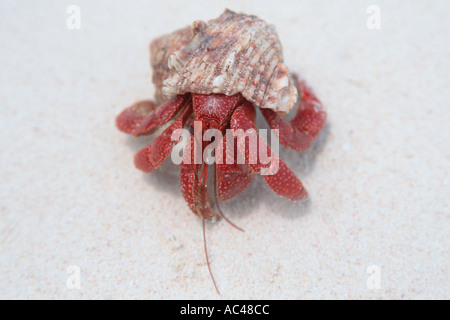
[[198, 164, 220, 294], [202, 214, 220, 295], [199, 163, 209, 187], [213, 165, 245, 233]]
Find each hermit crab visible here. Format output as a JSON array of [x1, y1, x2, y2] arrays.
[[116, 10, 326, 293]]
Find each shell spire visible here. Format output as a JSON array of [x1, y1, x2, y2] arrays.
[[150, 9, 297, 114]]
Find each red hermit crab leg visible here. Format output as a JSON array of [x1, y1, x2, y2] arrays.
[[213, 164, 246, 233], [134, 102, 192, 173], [261, 76, 327, 152], [215, 135, 254, 202], [116, 94, 190, 137], [231, 102, 308, 201], [180, 136, 217, 218], [115, 100, 157, 134]]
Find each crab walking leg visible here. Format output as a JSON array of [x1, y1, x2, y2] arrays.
[[260, 76, 327, 152], [180, 135, 217, 219], [115, 100, 158, 134], [134, 103, 192, 173], [116, 94, 190, 137], [215, 135, 254, 201], [231, 102, 308, 201]]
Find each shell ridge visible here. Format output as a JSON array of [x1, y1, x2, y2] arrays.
[[252, 48, 279, 104], [260, 62, 281, 110], [248, 43, 279, 102]]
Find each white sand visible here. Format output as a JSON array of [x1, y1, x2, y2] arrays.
[[0, 0, 448, 299]]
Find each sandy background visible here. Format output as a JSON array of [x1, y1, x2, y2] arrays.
[[0, 0, 449, 299]]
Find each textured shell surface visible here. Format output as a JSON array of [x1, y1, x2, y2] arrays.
[[150, 9, 298, 114], [150, 25, 192, 105]]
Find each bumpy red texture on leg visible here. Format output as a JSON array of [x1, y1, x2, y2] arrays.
[[230, 102, 307, 201], [216, 135, 254, 201], [134, 103, 192, 173], [116, 94, 190, 137], [116, 100, 157, 134], [261, 76, 326, 151], [262, 158, 307, 201], [180, 136, 217, 218]]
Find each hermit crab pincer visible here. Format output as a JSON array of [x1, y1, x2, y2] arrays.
[[116, 10, 326, 292]]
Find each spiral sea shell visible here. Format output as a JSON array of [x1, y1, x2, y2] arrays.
[[150, 9, 297, 114]]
